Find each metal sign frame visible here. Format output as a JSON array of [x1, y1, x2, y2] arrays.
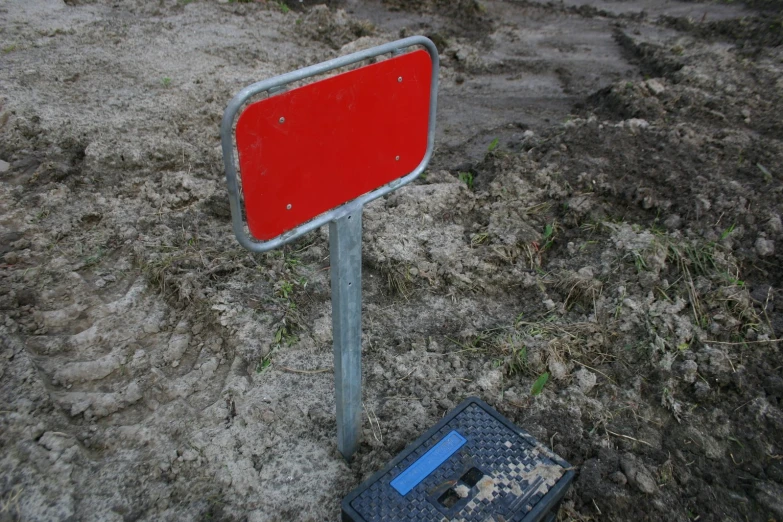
[[221, 36, 439, 253], [221, 37, 439, 461]]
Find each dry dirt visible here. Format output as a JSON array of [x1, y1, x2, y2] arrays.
[[1, 0, 783, 520]]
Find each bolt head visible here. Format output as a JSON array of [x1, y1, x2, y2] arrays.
[[286, 204, 292, 210], [279, 117, 285, 124], [397, 77, 403, 83], [395, 156, 400, 161]]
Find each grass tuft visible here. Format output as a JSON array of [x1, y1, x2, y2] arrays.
[[555, 270, 603, 310], [379, 262, 414, 298]]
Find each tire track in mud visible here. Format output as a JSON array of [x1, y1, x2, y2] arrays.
[[23, 275, 232, 424], [347, 0, 751, 172]]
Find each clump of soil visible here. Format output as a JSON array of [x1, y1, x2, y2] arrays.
[[298, 4, 375, 49], [382, 0, 493, 39]]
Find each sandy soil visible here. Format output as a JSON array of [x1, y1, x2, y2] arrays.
[[1, 0, 782, 520]]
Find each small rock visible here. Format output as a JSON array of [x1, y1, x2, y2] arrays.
[[181, 449, 197, 462], [0, 159, 9, 173], [3, 252, 18, 264], [646, 79, 665, 95], [609, 471, 628, 486], [573, 368, 597, 393], [121, 226, 138, 240], [626, 118, 649, 130], [95, 278, 107, 288], [549, 360, 568, 381], [577, 266, 594, 279], [543, 298, 556, 310], [633, 469, 659, 495], [755, 237, 775, 257], [192, 323, 204, 335], [768, 214, 782, 235], [476, 370, 503, 392], [438, 399, 454, 411], [143, 323, 160, 334], [623, 298, 640, 311], [621, 454, 658, 494]]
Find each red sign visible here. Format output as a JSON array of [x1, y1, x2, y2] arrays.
[[235, 50, 432, 241]]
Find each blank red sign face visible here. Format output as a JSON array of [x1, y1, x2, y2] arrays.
[[235, 50, 432, 241]]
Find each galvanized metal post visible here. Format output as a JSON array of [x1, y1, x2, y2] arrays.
[[329, 206, 363, 460]]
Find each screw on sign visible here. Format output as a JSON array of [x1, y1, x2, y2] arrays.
[[221, 37, 439, 460]]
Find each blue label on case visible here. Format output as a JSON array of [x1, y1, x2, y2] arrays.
[[390, 430, 467, 496]]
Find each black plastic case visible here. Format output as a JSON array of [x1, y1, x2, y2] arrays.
[[342, 397, 574, 521]]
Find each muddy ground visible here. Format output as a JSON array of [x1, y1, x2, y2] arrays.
[[1, 0, 783, 520]]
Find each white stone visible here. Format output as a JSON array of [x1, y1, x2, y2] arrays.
[[476, 370, 503, 393], [646, 79, 665, 95], [548, 360, 568, 381], [577, 266, 594, 279], [573, 368, 597, 393], [755, 237, 775, 257], [626, 118, 649, 129], [767, 214, 782, 235]]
